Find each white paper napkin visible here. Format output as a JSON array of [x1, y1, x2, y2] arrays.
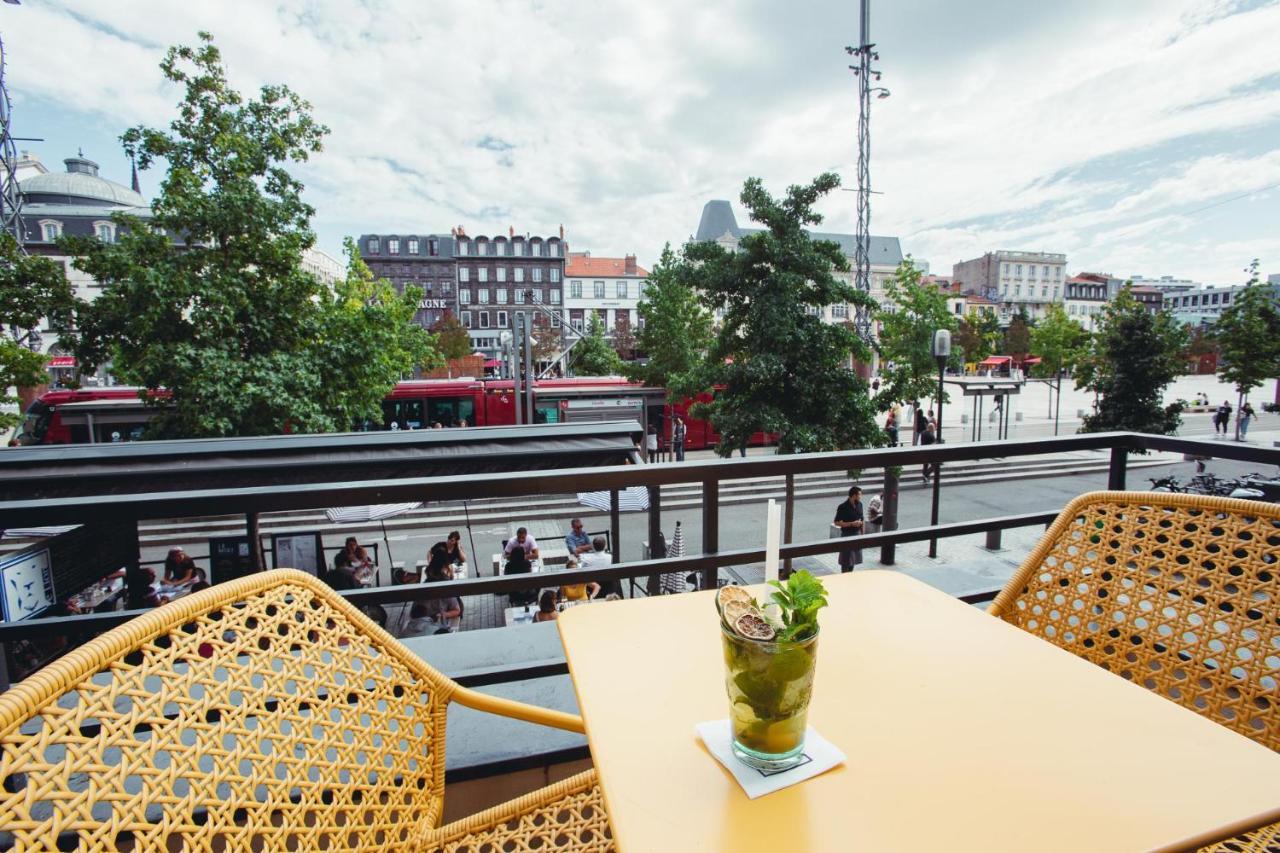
[[695, 719, 846, 799]]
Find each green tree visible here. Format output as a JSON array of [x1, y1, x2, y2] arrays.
[[1003, 310, 1031, 358], [431, 310, 473, 361], [572, 311, 622, 376], [625, 244, 712, 398], [58, 34, 436, 437], [530, 313, 562, 365], [0, 234, 76, 429], [875, 258, 959, 410], [1212, 259, 1280, 440], [313, 239, 438, 424], [685, 173, 881, 455], [953, 318, 988, 366], [1029, 304, 1089, 379], [1077, 287, 1188, 436]]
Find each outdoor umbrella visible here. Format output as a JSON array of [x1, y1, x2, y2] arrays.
[[576, 486, 650, 514], [660, 520, 687, 594], [324, 502, 421, 570]]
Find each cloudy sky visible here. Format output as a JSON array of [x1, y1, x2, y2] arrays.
[[5, 0, 1279, 284]]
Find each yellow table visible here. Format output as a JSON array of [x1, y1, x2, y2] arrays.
[[557, 571, 1280, 852]]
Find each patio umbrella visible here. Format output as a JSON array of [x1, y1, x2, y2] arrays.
[[660, 521, 687, 594], [576, 486, 650, 514], [325, 503, 421, 570]]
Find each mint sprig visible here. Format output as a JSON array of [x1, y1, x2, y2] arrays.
[[767, 570, 828, 642]]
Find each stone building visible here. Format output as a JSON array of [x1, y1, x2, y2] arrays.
[[952, 250, 1068, 323], [358, 233, 458, 331], [563, 252, 648, 337]]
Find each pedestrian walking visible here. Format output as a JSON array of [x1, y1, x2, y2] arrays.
[[833, 486, 864, 573], [672, 416, 687, 462], [912, 401, 927, 446], [884, 407, 899, 446], [920, 419, 938, 481], [866, 493, 883, 534], [645, 424, 658, 460], [1215, 400, 1233, 435], [1239, 402, 1256, 439]]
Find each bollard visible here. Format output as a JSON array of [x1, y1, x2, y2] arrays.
[[985, 528, 1002, 551]]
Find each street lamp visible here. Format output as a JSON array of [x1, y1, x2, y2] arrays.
[[928, 329, 951, 559]]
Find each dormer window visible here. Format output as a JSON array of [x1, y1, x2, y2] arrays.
[[388, 238, 400, 255], [94, 221, 116, 243], [368, 237, 381, 254], [408, 238, 419, 254], [39, 220, 62, 242], [457, 240, 469, 256]]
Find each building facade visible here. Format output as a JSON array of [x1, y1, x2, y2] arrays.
[[1064, 276, 1109, 331], [952, 250, 1068, 323], [1165, 281, 1280, 327], [563, 252, 648, 336], [455, 231, 566, 357], [358, 232, 458, 332], [302, 247, 345, 287]]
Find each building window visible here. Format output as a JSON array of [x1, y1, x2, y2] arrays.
[[498, 311, 508, 328], [532, 267, 543, 283], [477, 289, 489, 304], [367, 236, 380, 254], [479, 312, 490, 329], [441, 281, 452, 296], [1002, 264, 1009, 276], [570, 280, 582, 298], [1015, 264, 1022, 276], [461, 310, 472, 327], [428, 238, 438, 256], [1041, 285, 1048, 298], [408, 238, 419, 254], [478, 268, 488, 283], [530, 241, 542, 257], [1014, 285, 1021, 296], [594, 281, 605, 299], [616, 282, 628, 298], [572, 318, 583, 333], [460, 289, 471, 305], [512, 240, 524, 256], [496, 288, 508, 304], [1042, 266, 1049, 277], [477, 240, 488, 256], [514, 267, 525, 283], [497, 266, 507, 282], [550, 268, 560, 283], [831, 304, 848, 319], [550, 289, 561, 305], [93, 222, 115, 243], [458, 240, 470, 256], [388, 238, 400, 254], [1052, 286, 1059, 300], [495, 240, 507, 256], [459, 268, 470, 282]]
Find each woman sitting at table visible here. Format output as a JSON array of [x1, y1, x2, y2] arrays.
[[126, 566, 162, 610], [334, 537, 374, 574], [559, 557, 600, 602], [418, 561, 462, 633], [504, 547, 539, 607], [533, 590, 558, 623], [163, 548, 201, 586]]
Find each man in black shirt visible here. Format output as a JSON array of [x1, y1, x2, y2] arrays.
[[913, 401, 927, 445], [833, 486, 865, 573]]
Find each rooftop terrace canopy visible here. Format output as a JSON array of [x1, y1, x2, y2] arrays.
[[0, 422, 644, 501]]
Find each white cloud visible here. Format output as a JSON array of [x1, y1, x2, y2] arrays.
[[4, 0, 1279, 284]]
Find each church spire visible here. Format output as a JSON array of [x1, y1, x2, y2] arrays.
[[130, 154, 140, 195]]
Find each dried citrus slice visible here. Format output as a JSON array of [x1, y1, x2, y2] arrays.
[[721, 599, 754, 626], [717, 585, 754, 612], [734, 612, 776, 641]]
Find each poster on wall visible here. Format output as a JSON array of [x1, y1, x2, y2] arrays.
[[272, 532, 324, 575], [0, 548, 56, 622]]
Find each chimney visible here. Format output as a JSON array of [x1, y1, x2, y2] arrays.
[[450, 227, 457, 237], [509, 225, 515, 237], [624, 254, 637, 275], [559, 224, 565, 240]]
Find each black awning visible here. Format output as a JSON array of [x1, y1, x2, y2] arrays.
[[0, 422, 643, 500]]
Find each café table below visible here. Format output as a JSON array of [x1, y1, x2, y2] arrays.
[[556, 570, 1280, 852]]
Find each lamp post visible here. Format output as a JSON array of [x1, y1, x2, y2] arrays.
[[928, 329, 950, 558]]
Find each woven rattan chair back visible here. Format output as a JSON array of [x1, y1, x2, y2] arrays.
[[0, 569, 454, 851], [990, 491, 1280, 752]]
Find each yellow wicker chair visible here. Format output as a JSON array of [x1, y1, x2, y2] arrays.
[[0, 569, 613, 851], [990, 491, 1280, 851]]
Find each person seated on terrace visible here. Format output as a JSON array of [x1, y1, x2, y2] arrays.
[[559, 556, 601, 602], [577, 536, 621, 598], [533, 589, 558, 623], [564, 518, 593, 557], [334, 537, 374, 573], [504, 527, 540, 561], [126, 566, 161, 610], [504, 546, 539, 607], [418, 561, 462, 632], [427, 531, 467, 575], [162, 548, 201, 586]]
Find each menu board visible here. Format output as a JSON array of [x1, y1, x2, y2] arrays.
[[272, 532, 324, 575], [208, 536, 255, 582], [0, 548, 55, 622]]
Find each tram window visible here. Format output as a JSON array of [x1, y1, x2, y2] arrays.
[[383, 400, 424, 430], [68, 424, 90, 443], [426, 396, 475, 427]]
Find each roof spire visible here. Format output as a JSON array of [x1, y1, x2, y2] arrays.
[[130, 154, 140, 194], [78, 147, 83, 158]]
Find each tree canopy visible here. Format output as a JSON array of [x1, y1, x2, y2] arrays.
[[1076, 287, 1188, 436], [625, 243, 712, 399], [56, 33, 438, 437], [572, 311, 622, 376], [0, 234, 76, 429], [1003, 311, 1032, 359], [1028, 303, 1089, 379], [431, 310, 473, 361], [1212, 259, 1280, 439], [685, 173, 882, 455], [874, 258, 959, 409]]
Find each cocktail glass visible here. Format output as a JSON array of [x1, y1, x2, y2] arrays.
[[720, 623, 818, 771]]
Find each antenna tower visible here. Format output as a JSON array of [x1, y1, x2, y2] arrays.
[[845, 0, 885, 341]]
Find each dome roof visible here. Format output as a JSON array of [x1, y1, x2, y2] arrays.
[[19, 156, 147, 208]]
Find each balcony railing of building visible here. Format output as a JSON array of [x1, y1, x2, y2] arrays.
[[0, 431, 1275, 780]]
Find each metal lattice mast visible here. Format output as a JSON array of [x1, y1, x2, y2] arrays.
[[845, 0, 885, 342], [0, 34, 22, 245]]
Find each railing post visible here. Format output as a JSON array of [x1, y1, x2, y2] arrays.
[[609, 489, 622, 597], [701, 479, 719, 590], [880, 466, 898, 565], [928, 454, 942, 559], [646, 485, 662, 596], [247, 512, 264, 573], [782, 474, 795, 577], [1108, 447, 1128, 491]]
